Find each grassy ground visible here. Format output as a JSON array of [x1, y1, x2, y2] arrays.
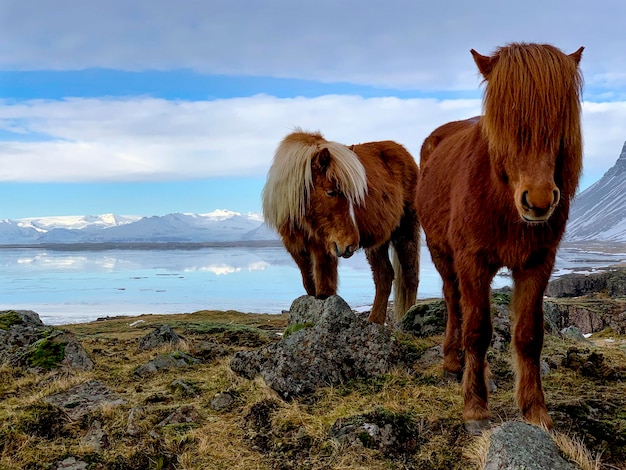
[[0, 308, 625, 470]]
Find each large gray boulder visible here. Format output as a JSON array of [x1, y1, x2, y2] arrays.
[[230, 295, 409, 399], [0, 310, 94, 371], [484, 422, 580, 470]]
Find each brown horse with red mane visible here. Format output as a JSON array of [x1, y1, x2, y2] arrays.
[[416, 43, 584, 432], [263, 129, 420, 325]]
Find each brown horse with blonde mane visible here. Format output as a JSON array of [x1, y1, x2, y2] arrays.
[[416, 43, 584, 432], [263, 129, 420, 324]]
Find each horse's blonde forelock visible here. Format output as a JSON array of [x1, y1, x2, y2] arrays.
[[262, 129, 367, 230]]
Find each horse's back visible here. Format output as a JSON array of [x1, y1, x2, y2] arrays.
[[351, 140, 419, 247], [420, 117, 481, 166], [416, 117, 487, 252]]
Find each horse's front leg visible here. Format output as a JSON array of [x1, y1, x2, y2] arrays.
[[282, 234, 316, 296], [365, 243, 394, 325], [312, 248, 338, 299], [458, 269, 494, 432], [290, 250, 316, 296], [511, 264, 553, 428]]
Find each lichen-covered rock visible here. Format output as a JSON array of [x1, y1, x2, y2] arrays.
[[484, 422, 580, 470], [134, 351, 200, 377], [210, 392, 236, 411], [330, 408, 420, 456], [230, 295, 409, 399], [169, 379, 201, 397], [137, 324, 182, 351], [54, 456, 89, 470], [44, 380, 126, 421], [156, 404, 201, 427], [560, 326, 589, 342], [399, 300, 446, 337], [0, 310, 93, 371]]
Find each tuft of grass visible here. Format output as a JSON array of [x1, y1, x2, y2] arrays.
[[463, 431, 493, 469], [551, 429, 603, 470]]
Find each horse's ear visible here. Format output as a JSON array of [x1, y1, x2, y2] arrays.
[[471, 49, 496, 78], [313, 147, 332, 173], [569, 46, 584, 65]]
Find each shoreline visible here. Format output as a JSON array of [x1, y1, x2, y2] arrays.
[[0, 239, 283, 251]]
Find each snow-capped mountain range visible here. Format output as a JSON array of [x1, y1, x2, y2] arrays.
[[1, 141, 625, 246], [0, 209, 279, 244], [565, 140, 626, 243]]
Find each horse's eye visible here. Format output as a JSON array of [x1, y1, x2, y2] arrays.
[[326, 190, 338, 197]]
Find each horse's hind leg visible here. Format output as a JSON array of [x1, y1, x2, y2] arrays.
[[391, 209, 420, 322], [511, 265, 553, 428], [365, 242, 394, 325], [429, 248, 463, 379]]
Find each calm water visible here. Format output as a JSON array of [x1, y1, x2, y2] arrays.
[[0, 245, 624, 325]]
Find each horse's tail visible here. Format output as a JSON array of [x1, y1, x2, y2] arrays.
[[392, 220, 421, 323]]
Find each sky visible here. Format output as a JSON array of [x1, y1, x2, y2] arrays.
[[1, 0, 626, 220]]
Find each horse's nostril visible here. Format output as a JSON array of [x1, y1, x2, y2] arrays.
[[552, 188, 560, 205], [521, 190, 530, 210]]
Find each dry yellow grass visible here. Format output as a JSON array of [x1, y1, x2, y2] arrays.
[[0, 309, 624, 469]]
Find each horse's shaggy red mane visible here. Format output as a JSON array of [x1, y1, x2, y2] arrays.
[[262, 129, 368, 230], [479, 43, 584, 198]]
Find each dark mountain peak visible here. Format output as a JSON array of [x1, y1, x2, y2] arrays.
[[604, 140, 626, 178]]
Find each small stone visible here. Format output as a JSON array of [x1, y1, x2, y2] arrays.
[[211, 392, 236, 411]]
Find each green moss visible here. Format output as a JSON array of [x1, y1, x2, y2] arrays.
[[591, 327, 623, 339], [171, 351, 198, 365], [28, 338, 66, 370], [491, 292, 512, 306], [0, 311, 23, 330], [395, 335, 430, 365], [283, 322, 315, 338], [181, 321, 263, 335]]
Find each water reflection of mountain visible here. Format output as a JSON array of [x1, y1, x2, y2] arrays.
[[0, 240, 284, 251]]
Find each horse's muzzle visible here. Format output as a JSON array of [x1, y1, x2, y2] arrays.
[[335, 243, 356, 258]]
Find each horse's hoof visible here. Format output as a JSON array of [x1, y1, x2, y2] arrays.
[[442, 370, 462, 383], [464, 419, 491, 436]]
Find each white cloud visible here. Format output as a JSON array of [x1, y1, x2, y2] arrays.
[[0, 95, 624, 191], [2, 0, 626, 91]]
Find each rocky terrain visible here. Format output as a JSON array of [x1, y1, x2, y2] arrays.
[[0, 269, 625, 470]]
